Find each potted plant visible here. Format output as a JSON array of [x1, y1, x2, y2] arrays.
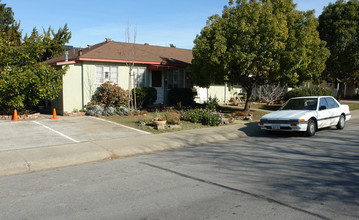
[[152, 110, 166, 126]]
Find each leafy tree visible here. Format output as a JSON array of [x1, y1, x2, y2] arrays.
[[192, 0, 329, 111], [318, 0, 359, 99], [284, 86, 333, 101], [0, 2, 71, 114], [0, 0, 21, 43]]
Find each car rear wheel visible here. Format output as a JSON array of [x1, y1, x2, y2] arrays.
[[306, 119, 316, 137], [336, 114, 345, 130]]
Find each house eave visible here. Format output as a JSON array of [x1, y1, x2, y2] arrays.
[[77, 57, 189, 66], [55, 60, 79, 65], [55, 57, 191, 67]]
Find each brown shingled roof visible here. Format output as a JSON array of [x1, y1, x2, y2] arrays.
[[47, 40, 193, 66]]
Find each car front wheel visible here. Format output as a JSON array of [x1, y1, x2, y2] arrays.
[[306, 119, 316, 137], [336, 114, 345, 130]]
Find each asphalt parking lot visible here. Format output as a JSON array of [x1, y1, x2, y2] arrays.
[[0, 116, 150, 152]]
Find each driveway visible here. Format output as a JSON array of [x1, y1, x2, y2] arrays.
[[0, 116, 150, 152]]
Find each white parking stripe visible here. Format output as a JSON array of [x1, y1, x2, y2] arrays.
[[32, 121, 80, 143], [89, 116, 151, 135]]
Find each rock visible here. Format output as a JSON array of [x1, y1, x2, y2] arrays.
[[138, 121, 146, 127], [243, 116, 252, 121], [156, 125, 167, 130], [169, 124, 181, 129]]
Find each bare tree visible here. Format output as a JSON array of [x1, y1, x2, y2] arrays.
[[256, 83, 286, 104], [124, 23, 137, 110]]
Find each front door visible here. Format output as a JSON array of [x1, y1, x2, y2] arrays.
[[152, 70, 163, 104]]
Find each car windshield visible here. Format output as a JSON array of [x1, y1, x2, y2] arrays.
[[280, 98, 318, 110]]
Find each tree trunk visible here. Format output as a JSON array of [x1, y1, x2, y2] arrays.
[[133, 72, 137, 111], [244, 89, 252, 112], [336, 82, 345, 100], [240, 80, 254, 112], [128, 68, 132, 110]]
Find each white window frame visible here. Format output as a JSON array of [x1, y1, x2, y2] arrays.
[[168, 69, 185, 89], [96, 65, 118, 84], [134, 67, 146, 88]]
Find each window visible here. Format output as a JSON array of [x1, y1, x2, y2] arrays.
[[167, 69, 185, 89], [319, 98, 329, 110], [96, 66, 118, 84], [326, 97, 339, 109], [135, 68, 146, 87], [173, 70, 178, 88], [152, 71, 162, 87], [281, 98, 317, 110], [178, 69, 184, 88]]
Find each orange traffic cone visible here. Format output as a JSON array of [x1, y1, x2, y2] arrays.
[[12, 109, 19, 121], [52, 108, 58, 119]]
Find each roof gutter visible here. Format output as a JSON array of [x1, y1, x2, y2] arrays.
[[55, 57, 190, 67]]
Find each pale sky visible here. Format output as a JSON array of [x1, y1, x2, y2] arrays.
[[5, 0, 335, 49]]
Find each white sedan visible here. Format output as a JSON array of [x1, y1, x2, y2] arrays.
[[258, 96, 351, 136]]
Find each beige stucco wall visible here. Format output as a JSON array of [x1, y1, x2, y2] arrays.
[[62, 63, 83, 113], [118, 65, 130, 90], [60, 62, 150, 113]]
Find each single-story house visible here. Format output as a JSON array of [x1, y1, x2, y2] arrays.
[[47, 38, 193, 115]]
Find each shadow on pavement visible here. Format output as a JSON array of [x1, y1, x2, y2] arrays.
[[148, 120, 359, 219], [238, 121, 304, 138]]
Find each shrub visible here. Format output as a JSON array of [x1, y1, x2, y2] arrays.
[[86, 105, 104, 117], [91, 81, 129, 107], [165, 110, 181, 124], [284, 86, 333, 101], [181, 108, 224, 126], [181, 109, 204, 123], [201, 110, 223, 126], [204, 97, 219, 110], [168, 88, 194, 108], [133, 87, 157, 109], [117, 106, 129, 115], [103, 106, 117, 116]]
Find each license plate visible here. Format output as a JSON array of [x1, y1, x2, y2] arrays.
[[272, 125, 280, 130]]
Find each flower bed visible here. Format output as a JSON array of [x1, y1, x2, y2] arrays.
[[0, 113, 40, 120], [181, 108, 224, 126], [63, 112, 86, 117]]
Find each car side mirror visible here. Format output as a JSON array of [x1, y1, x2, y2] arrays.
[[320, 106, 327, 110]]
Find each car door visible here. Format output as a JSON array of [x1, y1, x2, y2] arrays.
[[325, 97, 341, 126], [317, 98, 330, 128]]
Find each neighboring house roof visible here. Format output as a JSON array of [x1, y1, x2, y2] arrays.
[[47, 39, 193, 67]]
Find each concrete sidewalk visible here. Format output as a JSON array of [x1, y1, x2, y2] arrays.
[[1, 110, 358, 178]]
